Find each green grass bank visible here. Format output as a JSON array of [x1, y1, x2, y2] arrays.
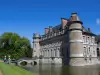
[[0, 62, 35, 75]]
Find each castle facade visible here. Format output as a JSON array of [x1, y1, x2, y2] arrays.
[[32, 13, 100, 66]]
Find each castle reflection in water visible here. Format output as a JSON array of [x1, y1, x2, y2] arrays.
[[23, 65, 100, 75]]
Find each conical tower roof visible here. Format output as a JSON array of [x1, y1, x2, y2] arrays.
[[33, 33, 40, 39]]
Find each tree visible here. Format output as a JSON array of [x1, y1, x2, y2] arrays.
[[0, 32, 32, 59]]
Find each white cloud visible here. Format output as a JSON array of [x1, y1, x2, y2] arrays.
[[96, 18, 100, 25]]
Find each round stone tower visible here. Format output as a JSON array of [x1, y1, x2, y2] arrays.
[[69, 13, 84, 66], [32, 33, 41, 59]]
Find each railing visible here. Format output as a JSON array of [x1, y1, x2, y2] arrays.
[[41, 29, 65, 41]]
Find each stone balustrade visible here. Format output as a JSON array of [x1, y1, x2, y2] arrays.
[[41, 29, 65, 41]]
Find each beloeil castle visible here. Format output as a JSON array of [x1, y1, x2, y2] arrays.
[[32, 12, 100, 66]]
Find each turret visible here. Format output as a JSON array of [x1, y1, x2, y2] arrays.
[[68, 12, 84, 66], [32, 33, 41, 59]]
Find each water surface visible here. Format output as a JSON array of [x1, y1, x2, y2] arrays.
[[22, 65, 100, 75]]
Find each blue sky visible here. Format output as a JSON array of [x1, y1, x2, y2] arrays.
[[0, 0, 100, 46]]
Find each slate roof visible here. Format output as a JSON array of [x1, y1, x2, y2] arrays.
[[96, 35, 100, 43], [52, 24, 62, 32], [82, 26, 88, 32], [49, 22, 96, 36], [40, 13, 96, 37]]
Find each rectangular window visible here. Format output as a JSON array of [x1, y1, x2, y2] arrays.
[[88, 37, 89, 43], [83, 47, 86, 54], [55, 49, 57, 57], [43, 51, 44, 56], [51, 49, 52, 57], [48, 50, 49, 57], [57, 47, 60, 57], [83, 36, 85, 43], [92, 38, 94, 43], [86, 36, 87, 43]]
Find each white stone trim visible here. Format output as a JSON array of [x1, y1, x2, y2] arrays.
[[71, 30, 82, 32], [70, 40, 83, 43], [70, 54, 83, 57]]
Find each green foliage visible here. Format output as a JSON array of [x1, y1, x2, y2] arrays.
[[0, 32, 32, 59]]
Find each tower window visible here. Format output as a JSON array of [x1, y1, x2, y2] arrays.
[[88, 37, 89, 43], [34, 44, 36, 48], [84, 47, 87, 60], [97, 48, 100, 57]]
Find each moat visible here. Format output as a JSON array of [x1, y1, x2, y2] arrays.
[[22, 65, 100, 75]]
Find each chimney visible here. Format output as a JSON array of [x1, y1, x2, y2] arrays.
[[49, 26, 52, 33], [61, 18, 68, 29], [45, 28, 49, 34]]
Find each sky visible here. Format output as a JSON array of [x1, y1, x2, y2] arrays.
[[0, 0, 100, 46]]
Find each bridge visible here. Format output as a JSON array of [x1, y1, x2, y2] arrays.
[[16, 58, 38, 66]]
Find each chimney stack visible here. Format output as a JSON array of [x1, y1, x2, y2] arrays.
[[49, 26, 52, 33], [45, 28, 49, 34], [61, 18, 68, 29]]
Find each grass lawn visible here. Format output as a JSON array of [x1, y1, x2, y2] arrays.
[[0, 62, 35, 75]]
